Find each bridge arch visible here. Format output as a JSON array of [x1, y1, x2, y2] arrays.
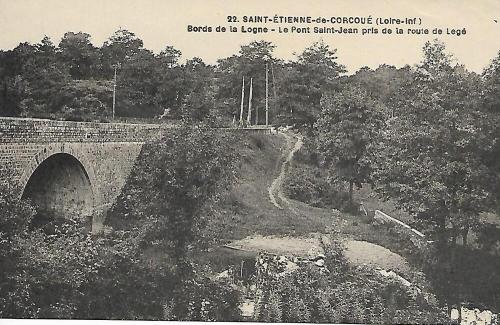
[[19, 144, 98, 227]]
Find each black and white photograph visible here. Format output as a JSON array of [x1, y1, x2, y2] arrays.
[[1, 1, 500, 324]]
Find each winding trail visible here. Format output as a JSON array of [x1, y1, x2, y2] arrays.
[[239, 129, 410, 273], [268, 131, 303, 212]]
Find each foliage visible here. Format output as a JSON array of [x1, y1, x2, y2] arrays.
[[372, 40, 492, 249], [0, 29, 216, 122], [1, 211, 240, 319], [369, 40, 500, 312], [106, 126, 238, 255], [275, 39, 500, 315], [100, 28, 144, 75], [254, 239, 450, 324], [483, 50, 500, 113], [215, 40, 279, 125], [277, 41, 346, 129], [0, 128, 242, 319], [285, 163, 343, 207], [315, 85, 386, 204], [283, 137, 358, 212], [0, 178, 37, 317], [166, 273, 241, 321], [347, 64, 413, 114], [0, 40, 71, 118], [481, 51, 500, 209], [58, 32, 100, 80], [55, 80, 112, 121]]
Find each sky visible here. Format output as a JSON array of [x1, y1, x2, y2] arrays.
[[0, 0, 500, 74]]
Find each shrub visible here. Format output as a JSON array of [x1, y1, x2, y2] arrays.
[[0, 128, 243, 320], [283, 135, 361, 214], [284, 162, 358, 213], [167, 273, 241, 321], [106, 126, 238, 254], [253, 238, 450, 324]]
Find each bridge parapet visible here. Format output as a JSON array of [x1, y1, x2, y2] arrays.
[[0, 117, 163, 144]]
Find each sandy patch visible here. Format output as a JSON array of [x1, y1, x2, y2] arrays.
[[227, 234, 323, 257], [343, 239, 410, 273], [227, 235, 409, 274]]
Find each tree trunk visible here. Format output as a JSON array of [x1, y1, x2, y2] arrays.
[[449, 223, 460, 269], [462, 225, 469, 248], [451, 224, 458, 246], [349, 180, 354, 203], [436, 215, 448, 254]]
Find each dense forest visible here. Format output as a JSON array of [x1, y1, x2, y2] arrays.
[[0, 29, 348, 124], [1, 29, 500, 322]]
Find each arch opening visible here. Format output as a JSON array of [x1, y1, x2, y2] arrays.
[[22, 153, 94, 230]]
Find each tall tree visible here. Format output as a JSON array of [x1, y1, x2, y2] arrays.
[[348, 64, 413, 113], [179, 57, 215, 122], [100, 29, 144, 77], [216, 41, 279, 125], [0, 38, 70, 118], [315, 85, 385, 204], [373, 40, 491, 249], [481, 50, 500, 211], [154, 46, 188, 118], [278, 41, 346, 129], [58, 32, 99, 79], [116, 48, 162, 118]]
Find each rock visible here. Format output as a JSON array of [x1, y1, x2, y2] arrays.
[[307, 246, 325, 261], [215, 270, 230, 279], [315, 259, 325, 267], [239, 300, 255, 318], [278, 255, 287, 264], [284, 260, 299, 273]]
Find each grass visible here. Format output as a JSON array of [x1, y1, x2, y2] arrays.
[[209, 132, 417, 249], [198, 131, 500, 313], [353, 184, 413, 224], [210, 132, 335, 241], [203, 132, 416, 260]]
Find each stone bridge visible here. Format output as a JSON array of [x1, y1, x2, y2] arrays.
[[0, 117, 165, 232], [0, 117, 272, 233]]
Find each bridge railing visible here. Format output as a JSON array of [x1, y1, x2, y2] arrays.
[[0, 117, 167, 144]]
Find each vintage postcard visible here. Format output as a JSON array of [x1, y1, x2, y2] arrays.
[[0, 1, 499, 324]]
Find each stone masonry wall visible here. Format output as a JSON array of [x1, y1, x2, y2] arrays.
[[0, 117, 164, 232], [0, 117, 163, 144]]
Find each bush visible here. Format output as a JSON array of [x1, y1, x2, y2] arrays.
[[0, 128, 243, 320], [166, 273, 241, 321], [2, 214, 241, 320], [253, 238, 450, 324], [282, 135, 362, 214], [0, 178, 37, 318], [106, 126, 239, 253], [284, 157, 359, 213]]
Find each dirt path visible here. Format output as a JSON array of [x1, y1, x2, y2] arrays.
[[268, 131, 303, 212], [232, 130, 410, 273]]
